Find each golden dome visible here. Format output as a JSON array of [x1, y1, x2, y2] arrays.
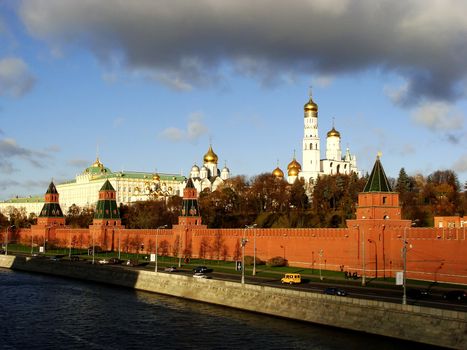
[[203, 145, 218, 164], [92, 157, 104, 168], [272, 167, 284, 178], [287, 158, 301, 177], [153, 173, 160, 181], [304, 97, 318, 112], [327, 127, 340, 138]]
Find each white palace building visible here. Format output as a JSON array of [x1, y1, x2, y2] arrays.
[[0, 144, 230, 217]]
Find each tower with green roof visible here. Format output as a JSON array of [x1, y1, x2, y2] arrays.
[[93, 180, 121, 226], [356, 154, 401, 221], [37, 182, 65, 226], [178, 178, 202, 226]]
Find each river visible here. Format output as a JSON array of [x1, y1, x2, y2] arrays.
[[0, 269, 439, 349]]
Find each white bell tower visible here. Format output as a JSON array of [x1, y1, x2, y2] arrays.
[[299, 90, 321, 184]]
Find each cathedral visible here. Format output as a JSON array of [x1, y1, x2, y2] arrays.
[[274, 93, 359, 185], [189, 145, 230, 193]]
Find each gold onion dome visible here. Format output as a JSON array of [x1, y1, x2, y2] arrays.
[[92, 157, 104, 168], [203, 145, 218, 164], [327, 127, 341, 138], [287, 158, 301, 176], [304, 97, 318, 112], [272, 167, 284, 178], [153, 173, 160, 181]]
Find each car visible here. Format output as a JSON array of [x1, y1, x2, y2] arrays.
[[192, 266, 213, 273], [193, 273, 211, 279], [407, 288, 430, 299], [108, 258, 122, 264], [124, 259, 139, 267], [50, 256, 61, 262], [98, 259, 109, 265], [164, 266, 178, 272], [442, 290, 467, 302], [324, 287, 348, 296], [281, 273, 301, 284], [70, 255, 80, 261]]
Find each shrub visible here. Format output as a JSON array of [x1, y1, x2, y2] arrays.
[[266, 256, 288, 267], [244, 255, 265, 266]]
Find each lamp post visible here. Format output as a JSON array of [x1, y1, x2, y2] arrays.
[[68, 230, 72, 258], [402, 221, 417, 305], [31, 234, 34, 255], [245, 224, 257, 276], [5, 225, 14, 255], [117, 227, 121, 259], [241, 226, 249, 284], [319, 249, 323, 280], [361, 227, 366, 286], [155, 225, 167, 272], [92, 230, 95, 264], [368, 239, 377, 278]]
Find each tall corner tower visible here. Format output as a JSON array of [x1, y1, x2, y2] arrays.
[[300, 92, 321, 184], [179, 178, 202, 226], [37, 181, 65, 226], [356, 155, 401, 220], [93, 180, 121, 226]]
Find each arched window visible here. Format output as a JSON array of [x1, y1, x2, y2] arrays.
[[310, 143, 313, 149]]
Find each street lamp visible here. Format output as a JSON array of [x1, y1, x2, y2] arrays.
[[368, 239, 377, 278], [244, 224, 257, 276], [241, 226, 250, 284], [5, 225, 15, 255], [92, 230, 95, 264], [402, 222, 417, 305], [318, 249, 324, 280], [155, 225, 167, 272]]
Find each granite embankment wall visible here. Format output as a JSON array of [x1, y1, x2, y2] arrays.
[[1, 255, 465, 349]]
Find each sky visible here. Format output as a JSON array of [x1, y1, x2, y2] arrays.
[[0, 0, 466, 200]]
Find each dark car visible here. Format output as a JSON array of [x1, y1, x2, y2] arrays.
[[108, 258, 122, 264], [324, 288, 348, 296], [442, 290, 467, 302], [192, 266, 213, 273], [407, 288, 430, 299], [70, 255, 80, 261]]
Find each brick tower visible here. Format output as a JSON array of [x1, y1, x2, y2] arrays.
[[348, 155, 410, 279], [178, 178, 202, 226], [37, 181, 65, 226], [89, 180, 122, 251]]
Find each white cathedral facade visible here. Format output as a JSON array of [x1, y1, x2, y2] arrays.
[[274, 94, 359, 186], [189, 145, 230, 193]]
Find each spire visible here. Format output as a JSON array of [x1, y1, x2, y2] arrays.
[[363, 153, 392, 192]]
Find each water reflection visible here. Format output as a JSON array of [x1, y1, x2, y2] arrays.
[[0, 269, 437, 350]]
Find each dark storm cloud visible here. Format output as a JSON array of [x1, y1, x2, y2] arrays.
[[19, 0, 467, 104], [0, 138, 50, 171]]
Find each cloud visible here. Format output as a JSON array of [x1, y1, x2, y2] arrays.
[[0, 138, 50, 171], [0, 179, 20, 191], [68, 159, 90, 168], [452, 154, 467, 173], [411, 101, 464, 131], [160, 113, 208, 142], [0, 57, 36, 97], [19, 0, 467, 105]]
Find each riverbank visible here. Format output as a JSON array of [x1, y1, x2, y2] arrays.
[[1, 254, 465, 349]]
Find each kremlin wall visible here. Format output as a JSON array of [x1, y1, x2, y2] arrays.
[[7, 156, 466, 286]]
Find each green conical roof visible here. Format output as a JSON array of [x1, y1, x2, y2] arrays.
[[363, 156, 392, 192], [94, 180, 120, 220], [46, 182, 58, 194], [39, 203, 64, 218], [100, 179, 115, 191]]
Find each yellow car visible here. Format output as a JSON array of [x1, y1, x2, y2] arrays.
[[281, 273, 301, 284]]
